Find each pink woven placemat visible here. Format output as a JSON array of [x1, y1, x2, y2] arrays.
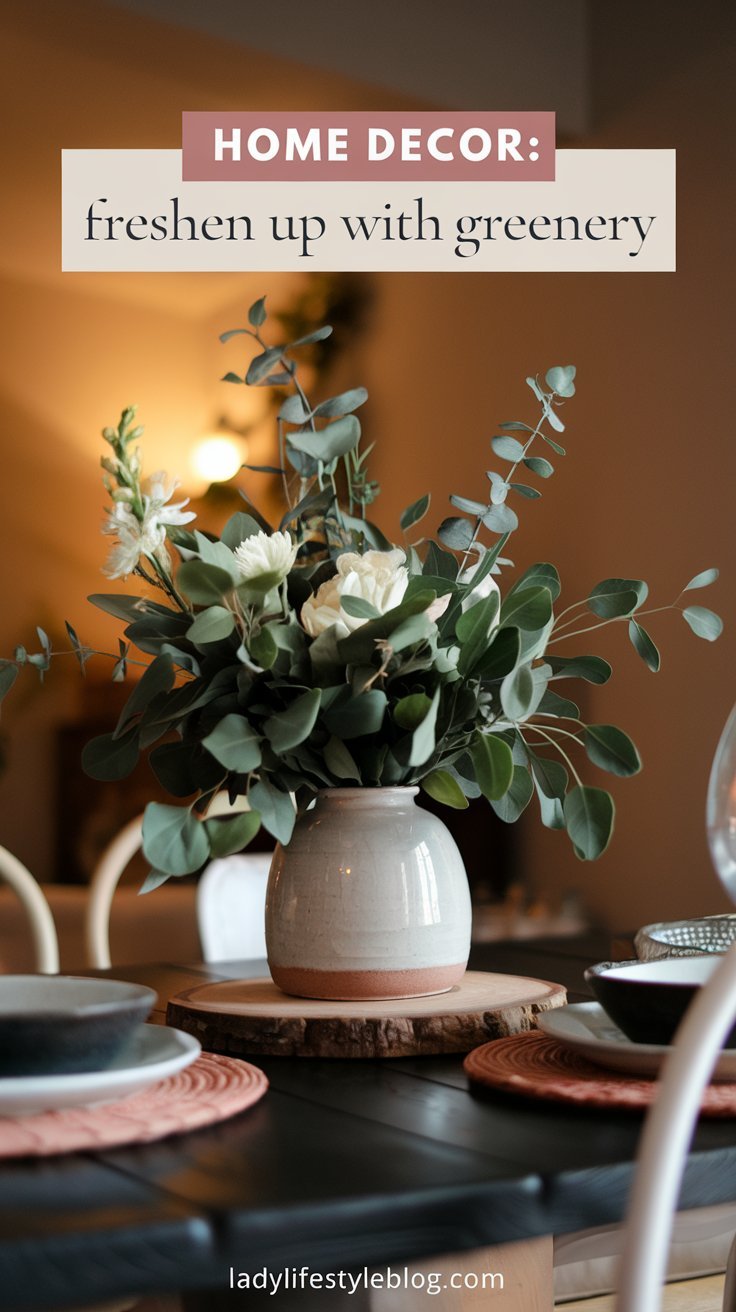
[[464, 1031, 736, 1117], [0, 1053, 268, 1158]]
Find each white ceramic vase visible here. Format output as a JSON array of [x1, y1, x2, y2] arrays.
[[265, 787, 472, 1001]]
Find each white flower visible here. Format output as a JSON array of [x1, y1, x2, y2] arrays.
[[301, 549, 409, 640], [459, 560, 501, 615], [102, 471, 195, 580], [234, 530, 297, 584]]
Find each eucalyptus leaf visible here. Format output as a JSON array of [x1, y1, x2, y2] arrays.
[[587, 578, 647, 619], [289, 325, 333, 348], [142, 803, 209, 876], [248, 625, 279, 670], [482, 503, 518, 534], [508, 562, 561, 603], [0, 662, 19, 704], [249, 777, 296, 844], [437, 517, 474, 550], [193, 532, 238, 580], [203, 714, 262, 772], [220, 512, 261, 550], [536, 786, 565, 830], [535, 689, 580, 720], [628, 619, 661, 672], [178, 560, 235, 606], [547, 655, 612, 684], [265, 688, 321, 752], [585, 724, 641, 777], [206, 809, 261, 858], [528, 752, 568, 800], [340, 595, 381, 621], [423, 542, 459, 580], [420, 769, 469, 809], [400, 494, 431, 532], [450, 495, 487, 516], [489, 765, 534, 823], [394, 693, 433, 731], [545, 365, 576, 397], [456, 593, 500, 676], [323, 736, 361, 782], [139, 869, 172, 894], [289, 414, 361, 462], [509, 483, 541, 499], [323, 689, 387, 740], [501, 664, 535, 720], [187, 606, 235, 645], [114, 653, 175, 738], [491, 436, 526, 462], [523, 456, 554, 478], [500, 586, 552, 632], [408, 688, 440, 767], [472, 732, 514, 801], [313, 387, 368, 418], [563, 786, 614, 860], [246, 346, 284, 385], [684, 568, 719, 592], [477, 626, 521, 680], [248, 296, 267, 326], [682, 606, 723, 641], [81, 728, 139, 781]]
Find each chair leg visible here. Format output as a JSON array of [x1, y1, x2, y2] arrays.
[[722, 1230, 736, 1312], [615, 942, 736, 1312]]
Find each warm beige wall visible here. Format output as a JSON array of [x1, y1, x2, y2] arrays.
[[0, 1, 733, 931], [362, 11, 736, 928]]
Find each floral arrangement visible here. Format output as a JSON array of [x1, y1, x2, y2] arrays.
[[0, 297, 722, 888]]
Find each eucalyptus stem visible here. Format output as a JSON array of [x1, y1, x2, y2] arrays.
[[549, 603, 677, 646], [521, 722, 583, 787]]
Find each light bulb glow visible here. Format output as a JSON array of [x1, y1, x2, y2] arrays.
[[191, 435, 243, 484]]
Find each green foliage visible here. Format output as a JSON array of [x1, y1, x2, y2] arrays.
[[0, 301, 723, 877]]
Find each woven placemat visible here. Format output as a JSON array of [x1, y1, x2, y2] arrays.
[[0, 1053, 268, 1158], [464, 1032, 736, 1117]]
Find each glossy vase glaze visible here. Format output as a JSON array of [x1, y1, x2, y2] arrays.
[[265, 787, 471, 1001]]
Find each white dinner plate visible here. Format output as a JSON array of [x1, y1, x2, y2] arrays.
[[537, 1002, 736, 1081], [0, 1024, 201, 1116]]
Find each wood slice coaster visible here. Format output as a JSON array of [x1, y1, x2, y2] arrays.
[[166, 971, 567, 1059], [464, 1032, 736, 1117]]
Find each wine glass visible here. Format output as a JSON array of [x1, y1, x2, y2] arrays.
[[617, 702, 736, 1312]]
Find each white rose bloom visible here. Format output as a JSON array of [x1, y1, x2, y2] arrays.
[[234, 530, 297, 584], [301, 549, 409, 639]]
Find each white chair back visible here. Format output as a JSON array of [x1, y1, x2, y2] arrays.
[[196, 853, 270, 963], [86, 794, 269, 968], [0, 844, 59, 973]]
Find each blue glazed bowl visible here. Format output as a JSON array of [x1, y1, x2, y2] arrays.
[[0, 976, 157, 1075], [585, 957, 730, 1047]]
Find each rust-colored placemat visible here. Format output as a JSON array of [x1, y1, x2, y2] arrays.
[[464, 1032, 736, 1117], [167, 971, 567, 1058], [0, 1053, 268, 1158]]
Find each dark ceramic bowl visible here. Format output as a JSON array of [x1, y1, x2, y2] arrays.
[[585, 957, 730, 1047], [0, 976, 157, 1076]]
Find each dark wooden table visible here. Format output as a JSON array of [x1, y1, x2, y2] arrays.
[[3, 933, 736, 1312]]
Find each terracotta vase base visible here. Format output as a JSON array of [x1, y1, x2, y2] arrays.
[[269, 962, 466, 1001]]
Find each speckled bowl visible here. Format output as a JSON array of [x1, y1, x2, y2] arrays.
[[0, 976, 157, 1076], [585, 957, 730, 1047]]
